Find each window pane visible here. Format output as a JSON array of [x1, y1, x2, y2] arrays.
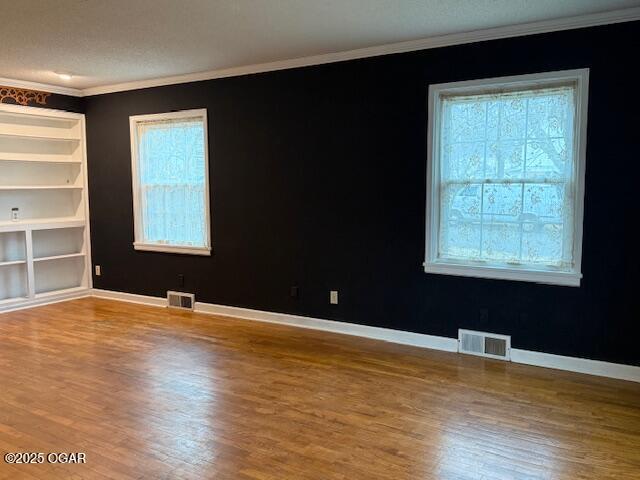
[[137, 117, 207, 248], [438, 86, 575, 268]]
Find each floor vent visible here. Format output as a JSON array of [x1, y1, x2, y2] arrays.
[[458, 329, 511, 361], [167, 291, 195, 310]]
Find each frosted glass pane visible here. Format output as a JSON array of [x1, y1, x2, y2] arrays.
[[136, 117, 207, 248], [438, 86, 575, 268]]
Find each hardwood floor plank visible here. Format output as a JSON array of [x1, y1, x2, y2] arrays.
[[0, 298, 638, 479]]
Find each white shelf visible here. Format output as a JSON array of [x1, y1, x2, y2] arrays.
[[34, 286, 86, 300], [0, 217, 85, 232], [34, 256, 85, 296], [0, 259, 26, 267], [0, 260, 28, 302], [0, 155, 80, 164], [0, 296, 29, 306], [0, 128, 80, 142], [34, 252, 85, 263], [0, 109, 79, 124], [0, 185, 82, 190]]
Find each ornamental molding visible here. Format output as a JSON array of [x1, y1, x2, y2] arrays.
[[0, 85, 51, 106]]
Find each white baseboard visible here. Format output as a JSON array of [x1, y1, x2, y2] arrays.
[[0, 288, 91, 314], [89, 289, 639, 383], [92, 288, 167, 308], [195, 301, 458, 352], [510, 349, 640, 383], [91, 288, 457, 352]]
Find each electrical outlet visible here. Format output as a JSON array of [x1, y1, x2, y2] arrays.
[[178, 274, 185, 288], [290, 286, 299, 298], [479, 308, 489, 325], [330, 290, 338, 305], [95, 265, 101, 276]]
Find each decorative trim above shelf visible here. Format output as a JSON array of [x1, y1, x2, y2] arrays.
[[0, 85, 50, 106]]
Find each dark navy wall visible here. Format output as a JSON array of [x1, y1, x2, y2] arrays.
[[84, 21, 639, 366], [44, 93, 83, 113]]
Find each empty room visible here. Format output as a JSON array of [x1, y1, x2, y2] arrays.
[[1, 1, 639, 479]]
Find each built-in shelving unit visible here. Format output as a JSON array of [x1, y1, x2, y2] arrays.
[[0, 103, 91, 312]]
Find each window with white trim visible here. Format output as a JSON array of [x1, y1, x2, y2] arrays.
[[425, 70, 588, 286], [129, 109, 211, 256]]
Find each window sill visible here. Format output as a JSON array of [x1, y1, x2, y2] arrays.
[[133, 242, 211, 256], [423, 261, 581, 287]]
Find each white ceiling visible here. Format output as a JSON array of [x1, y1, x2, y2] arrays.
[[1, 0, 639, 92]]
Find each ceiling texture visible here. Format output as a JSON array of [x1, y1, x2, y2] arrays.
[[1, 0, 639, 93]]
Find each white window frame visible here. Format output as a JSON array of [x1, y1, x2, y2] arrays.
[[129, 109, 211, 256], [424, 69, 589, 287]]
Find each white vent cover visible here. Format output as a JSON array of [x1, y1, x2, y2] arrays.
[[167, 291, 195, 310], [458, 329, 511, 361]]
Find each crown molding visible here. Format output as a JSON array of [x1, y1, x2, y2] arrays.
[[2, 7, 639, 98], [80, 7, 640, 96], [0, 76, 83, 97]]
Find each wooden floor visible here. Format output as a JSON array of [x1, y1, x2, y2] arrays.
[[0, 298, 638, 479]]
